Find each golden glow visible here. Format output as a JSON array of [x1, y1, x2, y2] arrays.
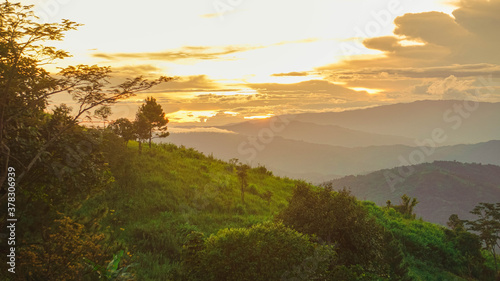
[[24, 0, 459, 124], [209, 90, 257, 96], [399, 40, 426, 47], [168, 110, 218, 123], [348, 87, 383, 95], [244, 114, 274, 120]]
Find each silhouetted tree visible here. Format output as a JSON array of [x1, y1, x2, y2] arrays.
[[135, 96, 169, 148], [109, 118, 135, 144], [465, 203, 500, 273], [134, 112, 150, 154], [94, 106, 112, 128], [393, 194, 419, 219], [448, 214, 466, 232], [236, 164, 250, 204]]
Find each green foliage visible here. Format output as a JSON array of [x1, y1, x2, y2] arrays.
[[464, 203, 500, 274], [365, 201, 497, 281], [109, 118, 136, 144], [182, 222, 333, 281], [277, 184, 389, 276], [19, 215, 107, 280], [392, 194, 419, 219], [135, 96, 170, 149], [85, 250, 137, 281]]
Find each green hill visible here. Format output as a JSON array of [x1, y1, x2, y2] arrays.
[[3, 132, 498, 280], [72, 138, 304, 279], [70, 138, 496, 280]]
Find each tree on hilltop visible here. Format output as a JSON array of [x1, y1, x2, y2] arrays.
[[135, 96, 169, 150]]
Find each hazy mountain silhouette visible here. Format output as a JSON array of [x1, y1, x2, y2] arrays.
[[163, 130, 500, 182], [326, 161, 500, 225], [288, 100, 500, 145], [218, 119, 414, 147]]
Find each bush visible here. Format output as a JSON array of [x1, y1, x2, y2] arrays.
[[181, 222, 333, 281]]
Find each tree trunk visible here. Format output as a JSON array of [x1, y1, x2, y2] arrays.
[[492, 245, 498, 273], [149, 127, 152, 148], [138, 141, 142, 154]]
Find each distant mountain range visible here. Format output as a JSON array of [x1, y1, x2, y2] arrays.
[[326, 161, 500, 226], [287, 100, 500, 145], [164, 100, 500, 182], [218, 119, 414, 147], [163, 133, 500, 183]]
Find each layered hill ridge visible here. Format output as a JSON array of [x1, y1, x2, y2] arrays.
[[327, 161, 500, 225], [164, 131, 500, 183], [288, 100, 500, 144], [218, 119, 414, 147], [166, 100, 500, 182]]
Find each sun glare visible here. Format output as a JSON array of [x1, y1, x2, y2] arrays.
[[244, 114, 274, 120], [168, 110, 218, 123], [348, 87, 383, 95]]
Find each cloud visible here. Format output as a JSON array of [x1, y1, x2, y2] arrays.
[[92, 45, 262, 62], [393, 11, 470, 48], [271, 71, 309, 77], [327, 64, 500, 79], [315, 0, 500, 102], [359, 3, 500, 65], [321, 0, 500, 70], [169, 127, 237, 134], [411, 75, 475, 98], [143, 75, 242, 94], [246, 80, 379, 102]]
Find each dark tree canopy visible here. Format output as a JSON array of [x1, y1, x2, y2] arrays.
[[465, 203, 500, 273], [109, 118, 135, 144], [135, 96, 169, 149], [277, 184, 392, 276]]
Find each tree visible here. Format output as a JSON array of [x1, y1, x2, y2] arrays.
[[134, 112, 149, 154], [94, 106, 112, 128], [0, 2, 171, 191], [109, 118, 135, 144], [382, 231, 413, 281], [277, 184, 389, 276], [465, 203, 500, 273], [236, 163, 250, 204], [261, 190, 273, 206], [19, 215, 107, 280], [0, 2, 171, 195], [444, 218, 486, 279], [182, 222, 334, 281], [135, 96, 169, 148], [393, 194, 419, 219], [448, 214, 466, 232], [0, 3, 170, 278]]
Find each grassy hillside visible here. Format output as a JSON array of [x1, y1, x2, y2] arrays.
[[67, 138, 497, 280], [73, 139, 305, 279], [328, 161, 500, 225]]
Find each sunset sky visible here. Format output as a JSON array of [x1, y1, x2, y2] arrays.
[[25, 0, 500, 125]]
